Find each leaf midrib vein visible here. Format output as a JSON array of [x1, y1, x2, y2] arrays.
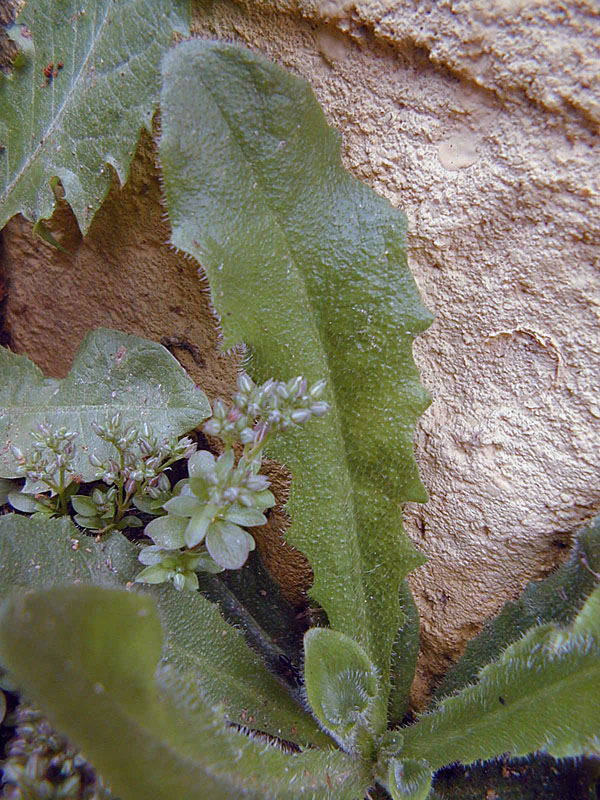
[[3, 1, 116, 207]]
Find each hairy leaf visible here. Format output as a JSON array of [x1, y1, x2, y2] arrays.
[[437, 514, 600, 698], [304, 628, 385, 748], [388, 581, 420, 726], [0, 0, 189, 233], [0, 513, 325, 745], [387, 759, 432, 800], [0, 328, 210, 481], [155, 583, 331, 746], [159, 39, 432, 706], [0, 514, 137, 596], [401, 588, 600, 769], [0, 586, 369, 800]]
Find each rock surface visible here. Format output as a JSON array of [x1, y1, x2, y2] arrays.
[[2, 0, 599, 705]]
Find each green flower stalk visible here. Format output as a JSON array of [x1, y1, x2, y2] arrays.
[[72, 414, 196, 535], [136, 372, 329, 588]]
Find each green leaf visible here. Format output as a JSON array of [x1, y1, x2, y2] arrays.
[[304, 628, 384, 749], [0, 513, 326, 746], [145, 514, 187, 548], [198, 549, 308, 686], [387, 759, 432, 800], [0, 0, 189, 233], [0, 586, 369, 799], [436, 514, 600, 698], [163, 494, 197, 517], [159, 38, 432, 707], [0, 477, 17, 505], [400, 590, 600, 769], [153, 583, 332, 747], [224, 505, 267, 526], [185, 502, 217, 547], [70, 494, 99, 515], [7, 489, 45, 513], [0, 514, 139, 598], [388, 581, 420, 726], [206, 519, 252, 569], [0, 328, 210, 481]]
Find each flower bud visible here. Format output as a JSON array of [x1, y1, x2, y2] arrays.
[[227, 406, 242, 423], [291, 408, 312, 425], [213, 399, 227, 422], [10, 445, 24, 461], [222, 487, 239, 503], [138, 437, 153, 456], [309, 378, 327, 399], [110, 411, 122, 429], [125, 478, 137, 495], [245, 474, 270, 492], [172, 572, 186, 591], [202, 419, 221, 436], [287, 376, 303, 396], [260, 378, 275, 399], [237, 372, 254, 395], [310, 401, 329, 417], [240, 427, 254, 444]]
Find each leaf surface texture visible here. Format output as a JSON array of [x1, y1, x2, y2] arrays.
[[0, 0, 189, 231], [0, 585, 369, 800], [159, 39, 432, 702]]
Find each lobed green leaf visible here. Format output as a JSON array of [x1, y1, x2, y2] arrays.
[[0, 585, 369, 800], [159, 38, 432, 708], [401, 588, 600, 769], [0, 328, 210, 482], [437, 514, 600, 698], [0, 0, 189, 233]]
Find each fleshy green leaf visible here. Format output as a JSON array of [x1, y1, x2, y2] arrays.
[[0, 586, 368, 799], [7, 489, 44, 513], [0, 513, 325, 746], [0, 478, 17, 505], [304, 628, 384, 748], [145, 515, 187, 549], [0, 328, 210, 481], [206, 519, 251, 569], [159, 39, 432, 707], [70, 495, 99, 516], [401, 589, 600, 769], [224, 505, 267, 526], [162, 494, 197, 517], [185, 502, 217, 547], [387, 759, 432, 800], [437, 514, 600, 698], [188, 450, 215, 477], [0, 0, 189, 233]]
